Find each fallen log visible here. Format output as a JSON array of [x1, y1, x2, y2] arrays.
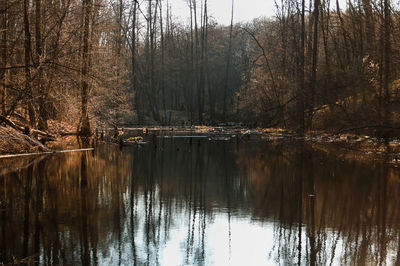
[[1, 115, 57, 141], [0, 148, 94, 159], [60, 132, 79, 136], [0, 115, 24, 132], [13, 130, 51, 152], [31, 129, 56, 141]]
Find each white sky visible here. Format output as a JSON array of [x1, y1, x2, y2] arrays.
[[169, 0, 276, 26], [167, 0, 348, 26]]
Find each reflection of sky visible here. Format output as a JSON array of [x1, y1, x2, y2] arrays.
[[99, 205, 277, 265], [96, 194, 352, 266], [163, 216, 274, 266]]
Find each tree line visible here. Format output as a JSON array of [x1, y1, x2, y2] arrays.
[[0, 0, 399, 135], [240, 0, 399, 134]]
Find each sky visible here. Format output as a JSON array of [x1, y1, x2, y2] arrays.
[[169, 0, 277, 26], [168, 0, 348, 26]]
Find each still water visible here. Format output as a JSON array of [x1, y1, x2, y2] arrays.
[[1, 136, 400, 265]]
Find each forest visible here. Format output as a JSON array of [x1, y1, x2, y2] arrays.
[[0, 0, 399, 136], [2, 1, 400, 264]]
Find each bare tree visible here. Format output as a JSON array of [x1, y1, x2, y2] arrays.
[[382, 0, 391, 127], [307, 0, 320, 129], [0, 0, 8, 115], [222, 0, 234, 122], [23, 0, 36, 127], [79, 0, 92, 136]]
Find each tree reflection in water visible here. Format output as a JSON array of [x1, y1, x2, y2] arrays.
[[0, 138, 400, 265], [238, 140, 400, 265]]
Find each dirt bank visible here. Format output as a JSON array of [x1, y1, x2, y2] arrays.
[[0, 119, 79, 155], [0, 126, 48, 154]]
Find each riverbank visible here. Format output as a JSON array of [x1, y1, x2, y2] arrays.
[[134, 126, 400, 165], [0, 126, 48, 154], [0, 119, 78, 154]]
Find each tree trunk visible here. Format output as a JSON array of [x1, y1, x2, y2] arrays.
[[307, 0, 320, 130], [222, 0, 234, 122], [23, 0, 36, 127], [147, 0, 160, 123], [297, 0, 305, 133], [131, 0, 142, 124], [362, 0, 375, 55], [0, 0, 7, 115], [189, 0, 194, 124], [79, 0, 92, 136], [159, 0, 166, 123], [383, 0, 391, 128], [35, 0, 47, 130], [320, 0, 332, 102], [336, 0, 350, 66], [193, 0, 202, 124], [201, 0, 208, 123]]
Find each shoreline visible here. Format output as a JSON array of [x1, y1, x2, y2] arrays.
[[1, 124, 400, 166]]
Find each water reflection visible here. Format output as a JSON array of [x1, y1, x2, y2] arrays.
[[0, 138, 400, 265]]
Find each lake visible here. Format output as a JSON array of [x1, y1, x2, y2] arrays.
[[1, 133, 400, 265]]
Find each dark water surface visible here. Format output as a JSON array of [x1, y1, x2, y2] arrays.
[[1, 136, 400, 265]]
